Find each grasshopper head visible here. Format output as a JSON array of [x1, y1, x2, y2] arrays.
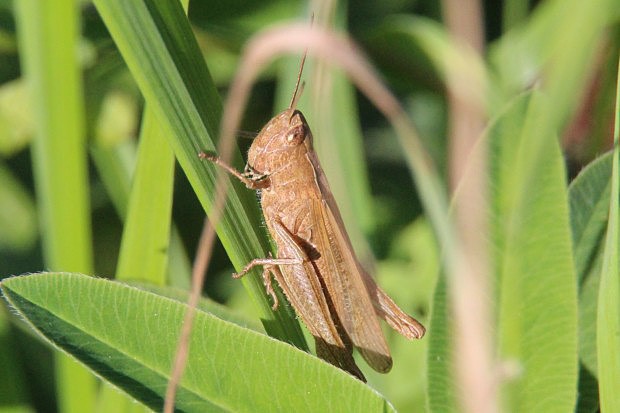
[[247, 108, 312, 175]]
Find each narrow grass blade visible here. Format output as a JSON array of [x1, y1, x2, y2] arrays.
[[92, 0, 305, 347], [116, 109, 175, 285], [14, 1, 96, 411]]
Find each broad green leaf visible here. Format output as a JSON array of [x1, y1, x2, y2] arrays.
[[493, 92, 577, 412], [596, 57, 620, 413], [427, 92, 579, 412], [571, 153, 614, 286], [1, 273, 394, 413], [426, 273, 456, 413], [568, 151, 614, 413], [130, 282, 262, 333], [92, 0, 305, 347], [569, 152, 613, 377]]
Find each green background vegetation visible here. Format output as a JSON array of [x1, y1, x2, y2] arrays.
[[0, 0, 618, 412]]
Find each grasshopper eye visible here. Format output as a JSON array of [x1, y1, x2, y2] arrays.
[[285, 124, 306, 145]]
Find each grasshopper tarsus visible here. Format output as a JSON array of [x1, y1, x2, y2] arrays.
[[261, 259, 280, 310], [197, 150, 214, 160], [199, 151, 270, 190]]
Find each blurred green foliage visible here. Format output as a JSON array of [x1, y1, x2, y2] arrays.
[[0, 0, 618, 412]]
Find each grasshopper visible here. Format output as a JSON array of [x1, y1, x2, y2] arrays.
[[200, 58, 425, 381]]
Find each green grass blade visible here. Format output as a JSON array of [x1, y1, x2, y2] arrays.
[[596, 57, 620, 413], [90, 140, 192, 289], [1, 273, 395, 413], [14, 1, 96, 411], [91, 0, 305, 347], [16, 0, 92, 274], [116, 109, 175, 285]]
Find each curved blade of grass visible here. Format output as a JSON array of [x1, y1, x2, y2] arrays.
[[14, 1, 96, 411], [596, 57, 620, 413], [91, 0, 305, 346], [1, 273, 394, 413]]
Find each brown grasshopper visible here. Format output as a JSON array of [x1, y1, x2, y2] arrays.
[[200, 59, 425, 381]]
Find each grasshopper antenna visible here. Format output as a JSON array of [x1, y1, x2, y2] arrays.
[[288, 13, 314, 111], [288, 51, 307, 110]]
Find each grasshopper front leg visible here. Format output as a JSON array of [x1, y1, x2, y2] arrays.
[[199, 151, 270, 190]]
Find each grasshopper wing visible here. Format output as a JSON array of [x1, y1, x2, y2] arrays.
[[268, 219, 366, 381], [310, 199, 393, 373], [308, 151, 425, 373]]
